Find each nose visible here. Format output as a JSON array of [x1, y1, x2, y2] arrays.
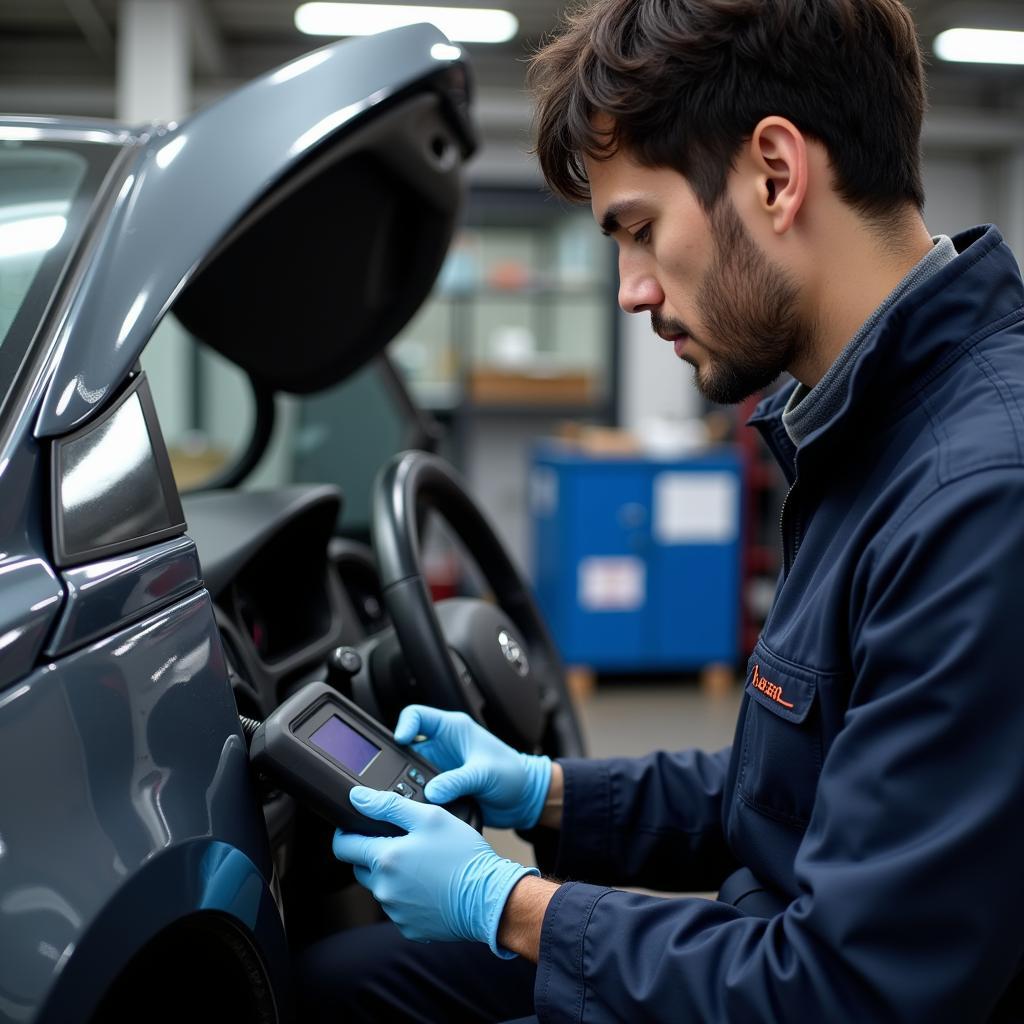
[[617, 254, 663, 315]]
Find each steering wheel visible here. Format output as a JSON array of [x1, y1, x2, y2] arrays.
[[372, 450, 585, 759]]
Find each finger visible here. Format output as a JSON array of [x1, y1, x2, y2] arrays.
[[331, 828, 380, 868], [393, 705, 425, 745], [350, 785, 432, 832], [423, 764, 483, 805], [393, 705, 447, 745]]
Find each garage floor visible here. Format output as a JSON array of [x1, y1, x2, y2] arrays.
[[487, 680, 743, 878], [577, 679, 741, 757]]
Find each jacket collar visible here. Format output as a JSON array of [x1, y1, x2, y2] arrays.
[[747, 226, 1024, 477]]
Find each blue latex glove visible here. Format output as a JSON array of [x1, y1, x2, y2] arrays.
[[393, 706, 552, 829], [333, 786, 538, 956]]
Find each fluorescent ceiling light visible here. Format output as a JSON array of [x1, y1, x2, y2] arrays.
[[295, 2, 517, 43], [934, 28, 1024, 65], [431, 43, 462, 60]]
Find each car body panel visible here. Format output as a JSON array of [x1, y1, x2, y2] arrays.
[[34, 842, 288, 1024], [0, 430, 66, 691], [0, 589, 282, 1021], [45, 534, 203, 657], [32, 23, 468, 438], [0, 552, 64, 688], [0, 26, 475, 1022]]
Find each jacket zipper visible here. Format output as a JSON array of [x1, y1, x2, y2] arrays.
[[780, 481, 801, 575]]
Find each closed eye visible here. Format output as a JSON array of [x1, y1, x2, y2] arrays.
[[631, 223, 652, 246]]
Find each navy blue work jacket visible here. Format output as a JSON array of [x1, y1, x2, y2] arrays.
[[531, 226, 1024, 1022]]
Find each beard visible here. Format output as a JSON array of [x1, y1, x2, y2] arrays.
[[654, 198, 814, 405]]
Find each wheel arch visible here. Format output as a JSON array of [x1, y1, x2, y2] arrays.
[[35, 839, 289, 1024]]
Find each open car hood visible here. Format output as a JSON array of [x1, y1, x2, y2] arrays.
[[36, 24, 474, 437]]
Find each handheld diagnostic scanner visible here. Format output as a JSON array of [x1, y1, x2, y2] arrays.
[[247, 681, 478, 836]]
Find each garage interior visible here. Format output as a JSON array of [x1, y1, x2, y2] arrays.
[[3, 0, 1024, 930], [6, 4, 1024, 1019]]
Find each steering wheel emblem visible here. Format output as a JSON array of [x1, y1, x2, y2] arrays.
[[497, 629, 529, 677]]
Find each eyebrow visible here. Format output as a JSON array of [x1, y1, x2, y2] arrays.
[[599, 199, 647, 236]]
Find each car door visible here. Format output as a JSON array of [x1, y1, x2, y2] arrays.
[[0, 25, 473, 1023], [0, 134, 286, 1023]]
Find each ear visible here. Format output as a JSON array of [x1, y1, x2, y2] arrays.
[[748, 117, 808, 234]]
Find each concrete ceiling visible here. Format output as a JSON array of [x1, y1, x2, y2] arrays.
[[1, 0, 1023, 182], [2, 0, 1024, 108]]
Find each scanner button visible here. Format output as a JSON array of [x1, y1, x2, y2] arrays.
[[407, 767, 426, 787], [393, 782, 414, 798]]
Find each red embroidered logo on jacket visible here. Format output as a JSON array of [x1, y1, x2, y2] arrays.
[[751, 664, 795, 709]]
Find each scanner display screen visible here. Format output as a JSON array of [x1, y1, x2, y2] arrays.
[[309, 716, 380, 775]]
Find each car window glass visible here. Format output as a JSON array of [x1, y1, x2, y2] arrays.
[[288, 363, 408, 531], [0, 144, 87, 349], [55, 376, 185, 565], [247, 359, 435, 536], [143, 312, 255, 491], [247, 366, 490, 591], [145, 320, 425, 522]]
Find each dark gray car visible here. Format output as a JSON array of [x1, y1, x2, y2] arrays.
[[0, 26, 582, 1023]]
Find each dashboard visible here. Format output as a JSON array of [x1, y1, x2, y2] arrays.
[[182, 485, 387, 723]]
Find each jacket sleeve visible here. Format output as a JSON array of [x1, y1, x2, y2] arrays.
[[534, 469, 1024, 1024], [529, 748, 736, 892]]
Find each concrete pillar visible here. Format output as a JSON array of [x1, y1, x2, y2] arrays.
[[118, 0, 193, 450], [116, 0, 191, 125], [1004, 146, 1024, 269]]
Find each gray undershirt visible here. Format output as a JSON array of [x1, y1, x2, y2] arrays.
[[782, 235, 958, 446]]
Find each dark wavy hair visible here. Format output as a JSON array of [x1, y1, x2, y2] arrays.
[[528, 0, 927, 221]]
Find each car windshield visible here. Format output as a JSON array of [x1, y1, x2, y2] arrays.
[[0, 135, 119, 414]]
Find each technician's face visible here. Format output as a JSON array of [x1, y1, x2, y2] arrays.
[[586, 147, 811, 404]]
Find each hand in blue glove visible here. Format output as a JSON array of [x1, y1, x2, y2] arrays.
[[333, 786, 538, 956], [393, 706, 552, 829]]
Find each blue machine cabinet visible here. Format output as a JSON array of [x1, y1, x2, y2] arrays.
[[531, 441, 743, 671]]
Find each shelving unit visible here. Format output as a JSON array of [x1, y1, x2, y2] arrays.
[[390, 188, 619, 426]]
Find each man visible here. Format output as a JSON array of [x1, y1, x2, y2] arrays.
[[298, 0, 1024, 1019]]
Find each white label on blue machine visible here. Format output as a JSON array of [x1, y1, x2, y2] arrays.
[[578, 556, 646, 611], [653, 472, 738, 544]]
